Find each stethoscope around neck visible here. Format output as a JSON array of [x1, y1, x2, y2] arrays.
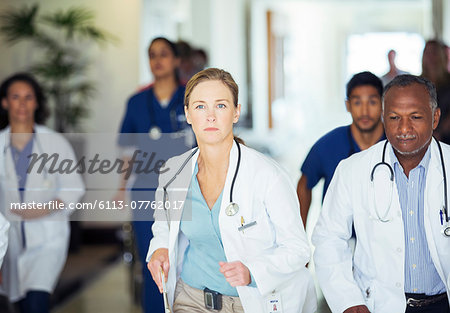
[[370, 139, 449, 237], [147, 88, 182, 140], [162, 139, 241, 229]]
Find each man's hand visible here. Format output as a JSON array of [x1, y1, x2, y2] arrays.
[[147, 248, 170, 293], [297, 175, 312, 228], [219, 261, 251, 287], [344, 305, 370, 313]]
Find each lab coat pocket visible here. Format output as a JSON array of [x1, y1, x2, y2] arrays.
[[364, 284, 375, 312], [354, 271, 375, 312], [23, 221, 46, 248], [238, 210, 274, 254], [24, 220, 68, 248]]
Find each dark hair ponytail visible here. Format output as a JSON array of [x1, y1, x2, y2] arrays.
[[234, 136, 245, 145]]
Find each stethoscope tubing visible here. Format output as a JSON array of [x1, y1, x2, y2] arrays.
[[147, 88, 181, 132], [229, 139, 241, 204], [370, 140, 394, 182], [436, 138, 449, 224], [162, 139, 241, 229], [371, 138, 448, 230]]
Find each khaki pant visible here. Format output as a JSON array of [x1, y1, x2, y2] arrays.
[[173, 279, 244, 313]]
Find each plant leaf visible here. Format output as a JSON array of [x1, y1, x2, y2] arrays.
[[40, 7, 116, 43], [0, 4, 39, 44]]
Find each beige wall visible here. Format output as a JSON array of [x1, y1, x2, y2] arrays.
[[0, 0, 141, 133], [251, 0, 432, 135], [0, 1, 142, 223], [139, 0, 249, 116], [444, 0, 450, 43]]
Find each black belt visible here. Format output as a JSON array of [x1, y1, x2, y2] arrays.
[[405, 292, 448, 308]]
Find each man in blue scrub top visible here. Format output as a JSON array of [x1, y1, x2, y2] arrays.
[[297, 71, 385, 227]]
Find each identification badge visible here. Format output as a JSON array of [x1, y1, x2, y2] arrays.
[[266, 292, 283, 313]]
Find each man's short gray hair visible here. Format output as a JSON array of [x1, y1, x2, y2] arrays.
[[382, 74, 438, 112]]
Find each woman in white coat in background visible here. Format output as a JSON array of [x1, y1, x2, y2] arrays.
[[0, 73, 85, 313], [147, 68, 316, 313]]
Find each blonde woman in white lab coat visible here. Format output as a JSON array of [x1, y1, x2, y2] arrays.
[[147, 68, 316, 313], [0, 73, 85, 313]]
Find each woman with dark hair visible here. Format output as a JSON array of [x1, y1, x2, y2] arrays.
[[119, 37, 186, 139], [116, 37, 189, 313], [0, 73, 49, 129], [0, 73, 84, 313]]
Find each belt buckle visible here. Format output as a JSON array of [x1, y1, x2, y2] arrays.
[[406, 297, 423, 308], [406, 293, 447, 308]]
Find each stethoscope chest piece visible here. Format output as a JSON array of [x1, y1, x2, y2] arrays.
[[149, 126, 162, 140], [43, 179, 52, 189], [225, 202, 239, 216], [443, 226, 450, 237]]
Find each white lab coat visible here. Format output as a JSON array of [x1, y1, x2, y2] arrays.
[[147, 141, 317, 313], [312, 140, 450, 313], [0, 125, 85, 301], [0, 213, 10, 267]]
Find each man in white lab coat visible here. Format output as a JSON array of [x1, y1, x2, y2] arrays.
[[313, 74, 450, 313]]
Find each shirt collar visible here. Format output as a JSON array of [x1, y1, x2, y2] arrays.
[[389, 143, 432, 175]]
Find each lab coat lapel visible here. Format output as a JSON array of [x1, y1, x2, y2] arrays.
[[380, 143, 402, 222], [168, 148, 199, 249], [218, 141, 240, 260], [424, 140, 445, 280], [368, 142, 397, 221], [165, 147, 198, 292], [21, 131, 44, 204], [219, 140, 238, 213], [425, 141, 444, 213], [2, 129, 21, 206], [367, 142, 404, 271]]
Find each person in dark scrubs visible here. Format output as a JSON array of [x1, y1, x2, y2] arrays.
[[117, 37, 188, 313]]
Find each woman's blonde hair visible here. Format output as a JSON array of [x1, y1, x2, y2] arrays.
[[184, 68, 238, 108]]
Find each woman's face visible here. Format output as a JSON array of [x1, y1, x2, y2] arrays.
[[185, 80, 240, 145], [148, 40, 180, 80], [1, 81, 37, 125]]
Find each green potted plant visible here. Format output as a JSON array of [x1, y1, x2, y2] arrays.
[[0, 4, 115, 132]]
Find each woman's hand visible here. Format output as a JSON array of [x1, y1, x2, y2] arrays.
[[147, 248, 170, 293], [112, 189, 126, 203], [219, 261, 251, 287], [10, 199, 63, 219]]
